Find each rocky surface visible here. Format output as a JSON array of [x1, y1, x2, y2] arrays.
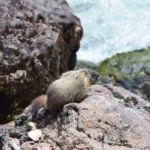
[[0, 84, 150, 150], [0, 0, 83, 122], [98, 48, 150, 102]]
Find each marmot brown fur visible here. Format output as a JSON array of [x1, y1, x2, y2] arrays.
[[16, 68, 99, 124]]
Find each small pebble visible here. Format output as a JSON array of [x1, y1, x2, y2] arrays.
[[27, 122, 36, 131], [27, 129, 42, 141]]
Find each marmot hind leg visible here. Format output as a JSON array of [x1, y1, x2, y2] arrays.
[[15, 95, 47, 126]]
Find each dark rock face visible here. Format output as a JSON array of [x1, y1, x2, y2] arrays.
[[0, 85, 150, 150], [0, 0, 83, 122]]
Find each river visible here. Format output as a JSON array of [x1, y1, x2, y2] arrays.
[[67, 0, 150, 63]]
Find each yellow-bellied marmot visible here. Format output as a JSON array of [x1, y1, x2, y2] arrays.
[[46, 68, 99, 112], [17, 68, 99, 123]]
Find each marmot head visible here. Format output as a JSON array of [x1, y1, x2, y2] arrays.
[[60, 68, 99, 84], [79, 68, 99, 84]]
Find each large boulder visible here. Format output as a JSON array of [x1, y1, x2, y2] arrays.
[[0, 84, 150, 150], [0, 0, 83, 122]]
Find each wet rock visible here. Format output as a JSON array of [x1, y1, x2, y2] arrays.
[[0, 0, 83, 123], [0, 85, 150, 149]]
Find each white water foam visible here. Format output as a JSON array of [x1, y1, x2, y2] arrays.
[[67, 0, 150, 63]]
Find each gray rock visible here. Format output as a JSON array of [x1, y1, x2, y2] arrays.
[[0, 85, 150, 149], [121, 66, 133, 74], [21, 142, 53, 150]]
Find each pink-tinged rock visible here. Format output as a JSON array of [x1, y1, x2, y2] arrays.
[[21, 142, 52, 150], [0, 85, 150, 150]]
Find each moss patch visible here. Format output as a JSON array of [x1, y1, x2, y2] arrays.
[[98, 47, 150, 82]]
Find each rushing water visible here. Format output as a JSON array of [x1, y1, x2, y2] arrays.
[[67, 0, 150, 63]]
